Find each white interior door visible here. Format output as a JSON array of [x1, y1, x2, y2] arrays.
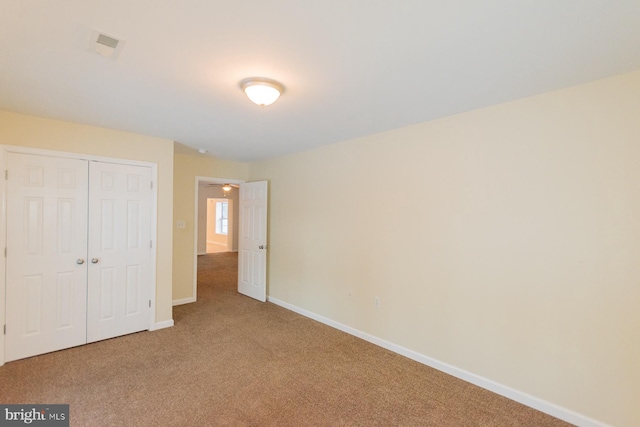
[[5, 153, 89, 362], [238, 181, 268, 302], [86, 161, 152, 343]]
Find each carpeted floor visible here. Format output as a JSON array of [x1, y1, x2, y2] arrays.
[[0, 252, 572, 426]]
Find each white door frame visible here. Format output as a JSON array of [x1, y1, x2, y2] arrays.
[[186, 176, 245, 305], [0, 144, 159, 367]]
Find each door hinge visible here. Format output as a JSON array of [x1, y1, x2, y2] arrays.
[[4, 170, 7, 180], [3, 325, 6, 335], [150, 181, 153, 189], [150, 240, 153, 248], [148, 300, 151, 308], [4, 247, 6, 258]]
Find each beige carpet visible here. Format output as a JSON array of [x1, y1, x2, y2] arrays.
[[0, 252, 572, 426]]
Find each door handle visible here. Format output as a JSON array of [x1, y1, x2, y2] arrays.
[[91, 258, 99, 264], [77, 259, 85, 265], [259, 245, 268, 250]]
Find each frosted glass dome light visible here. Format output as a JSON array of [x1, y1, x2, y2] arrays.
[[240, 78, 284, 106]]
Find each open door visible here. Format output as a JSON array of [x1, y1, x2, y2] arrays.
[[238, 181, 267, 302]]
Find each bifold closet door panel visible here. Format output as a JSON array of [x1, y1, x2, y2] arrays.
[[86, 161, 152, 343], [5, 153, 89, 362]]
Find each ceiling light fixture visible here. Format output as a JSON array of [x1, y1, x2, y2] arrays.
[[222, 184, 232, 192], [240, 77, 284, 106]]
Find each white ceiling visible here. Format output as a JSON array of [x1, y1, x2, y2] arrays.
[[2, 1, 640, 162]]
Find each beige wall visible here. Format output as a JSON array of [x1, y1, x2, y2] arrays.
[[249, 70, 640, 426], [0, 110, 174, 324], [173, 152, 248, 302]]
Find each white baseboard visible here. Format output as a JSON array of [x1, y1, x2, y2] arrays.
[[267, 296, 608, 427], [197, 251, 207, 256], [149, 319, 174, 331], [172, 297, 196, 306]]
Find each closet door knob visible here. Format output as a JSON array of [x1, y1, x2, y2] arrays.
[[76, 259, 85, 265], [91, 258, 99, 264]]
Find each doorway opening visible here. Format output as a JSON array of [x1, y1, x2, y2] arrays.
[[206, 198, 232, 253], [193, 176, 244, 302]]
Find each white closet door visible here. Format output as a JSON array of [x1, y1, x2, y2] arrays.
[[5, 153, 88, 362], [86, 161, 152, 343]]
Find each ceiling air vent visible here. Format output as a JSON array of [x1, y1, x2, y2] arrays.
[[89, 30, 125, 59]]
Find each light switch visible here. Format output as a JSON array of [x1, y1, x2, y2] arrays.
[[176, 220, 186, 229]]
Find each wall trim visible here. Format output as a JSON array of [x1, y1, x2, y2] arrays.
[[172, 297, 196, 306], [149, 319, 174, 331], [267, 296, 609, 427]]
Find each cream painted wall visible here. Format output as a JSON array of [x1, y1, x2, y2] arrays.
[[249, 70, 640, 426], [173, 153, 248, 302], [0, 110, 174, 324]]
